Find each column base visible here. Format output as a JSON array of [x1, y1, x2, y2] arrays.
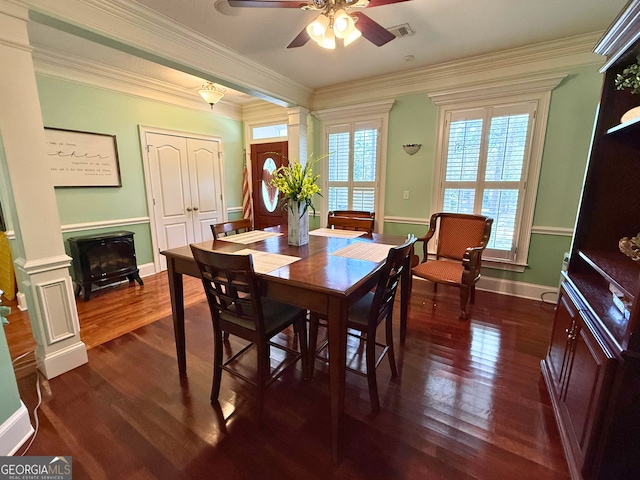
[[36, 340, 88, 380]]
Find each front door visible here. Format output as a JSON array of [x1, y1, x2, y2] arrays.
[[146, 132, 224, 270], [251, 141, 288, 230]]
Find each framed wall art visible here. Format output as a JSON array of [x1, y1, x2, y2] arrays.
[[45, 128, 122, 187]]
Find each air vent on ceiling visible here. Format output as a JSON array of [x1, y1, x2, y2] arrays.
[[388, 23, 414, 38]]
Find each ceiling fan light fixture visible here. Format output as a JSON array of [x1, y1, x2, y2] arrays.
[[307, 13, 330, 43], [198, 82, 226, 108], [333, 9, 355, 39], [343, 27, 362, 46], [319, 25, 336, 49]]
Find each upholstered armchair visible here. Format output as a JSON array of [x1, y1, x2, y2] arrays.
[[411, 212, 493, 319]]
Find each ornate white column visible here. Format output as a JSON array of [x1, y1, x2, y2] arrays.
[[287, 106, 309, 164], [0, 0, 87, 378]]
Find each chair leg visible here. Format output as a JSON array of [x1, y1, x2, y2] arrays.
[[470, 285, 476, 304], [459, 285, 470, 320], [255, 340, 269, 425], [308, 313, 319, 381], [211, 328, 223, 404], [366, 326, 380, 413], [294, 317, 308, 380], [385, 313, 398, 378]]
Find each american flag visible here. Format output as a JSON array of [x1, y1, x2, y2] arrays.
[[242, 163, 253, 224]]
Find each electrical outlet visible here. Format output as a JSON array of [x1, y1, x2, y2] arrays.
[[403, 190, 410, 200]]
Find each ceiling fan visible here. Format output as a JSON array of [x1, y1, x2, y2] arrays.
[[227, 0, 412, 49]]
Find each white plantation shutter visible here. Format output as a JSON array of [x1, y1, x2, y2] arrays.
[[327, 120, 380, 213], [440, 103, 536, 261]]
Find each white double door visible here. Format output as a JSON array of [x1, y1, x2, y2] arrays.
[[145, 131, 225, 270]]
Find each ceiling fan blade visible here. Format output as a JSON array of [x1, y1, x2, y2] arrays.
[[228, 0, 309, 8], [288, 28, 311, 48], [352, 12, 396, 47], [364, 0, 412, 7]]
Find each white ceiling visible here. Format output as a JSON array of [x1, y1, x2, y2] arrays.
[[26, 0, 628, 105]]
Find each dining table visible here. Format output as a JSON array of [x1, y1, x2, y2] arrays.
[[161, 226, 412, 463]]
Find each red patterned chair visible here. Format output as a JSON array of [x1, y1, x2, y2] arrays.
[[411, 213, 493, 319]]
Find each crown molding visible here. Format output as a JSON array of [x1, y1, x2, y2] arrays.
[[32, 46, 245, 120], [242, 102, 288, 123], [595, 0, 640, 71], [428, 71, 568, 105], [312, 99, 395, 121], [312, 32, 605, 109], [22, 0, 312, 107], [0, 0, 32, 52]]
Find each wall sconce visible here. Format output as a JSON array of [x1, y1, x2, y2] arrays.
[[402, 144, 422, 155], [199, 82, 226, 108]]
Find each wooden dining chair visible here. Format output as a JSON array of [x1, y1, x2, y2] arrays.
[[308, 235, 416, 412], [327, 210, 375, 234], [211, 218, 253, 240], [190, 244, 308, 423], [411, 212, 493, 320]]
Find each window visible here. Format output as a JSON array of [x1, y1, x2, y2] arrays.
[[326, 120, 380, 213], [315, 100, 394, 229], [441, 103, 535, 261], [432, 86, 557, 270], [251, 123, 287, 141]]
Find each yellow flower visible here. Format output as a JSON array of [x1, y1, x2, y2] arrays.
[[270, 154, 325, 216]]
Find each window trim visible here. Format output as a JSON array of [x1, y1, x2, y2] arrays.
[[313, 100, 394, 233], [429, 74, 564, 266]]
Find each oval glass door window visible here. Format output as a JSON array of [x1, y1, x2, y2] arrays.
[[261, 157, 278, 212]]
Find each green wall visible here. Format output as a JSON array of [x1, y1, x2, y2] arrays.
[[36, 76, 244, 266], [382, 65, 603, 287]]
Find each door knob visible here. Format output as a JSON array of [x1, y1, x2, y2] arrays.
[[186, 207, 192, 212], [193, 206, 199, 211]]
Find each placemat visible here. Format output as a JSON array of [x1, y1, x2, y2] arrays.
[[331, 242, 396, 263], [232, 249, 301, 274], [218, 230, 283, 244], [309, 228, 365, 239]]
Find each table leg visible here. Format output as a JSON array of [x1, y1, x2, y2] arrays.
[[327, 296, 347, 464], [167, 258, 187, 375], [400, 250, 411, 343]]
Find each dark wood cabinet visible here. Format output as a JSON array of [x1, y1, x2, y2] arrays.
[[541, 2, 640, 479], [68, 230, 143, 300]]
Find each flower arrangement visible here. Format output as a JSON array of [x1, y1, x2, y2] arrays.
[[615, 56, 640, 94], [270, 155, 323, 217]]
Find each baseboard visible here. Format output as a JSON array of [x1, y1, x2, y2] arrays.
[[0, 402, 34, 456], [413, 275, 559, 302], [17, 292, 27, 311], [477, 275, 558, 302], [138, 262, 156, 278], [36, 340, 88, 380]]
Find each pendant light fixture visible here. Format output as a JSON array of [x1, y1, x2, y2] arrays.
[[198, 82, 226, 108]]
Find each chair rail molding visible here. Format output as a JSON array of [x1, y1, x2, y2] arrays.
[[60, 217, 150, 234]]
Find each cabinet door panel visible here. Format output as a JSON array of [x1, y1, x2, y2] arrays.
[[547, 288, 577, 396], [563, 313, 615, 470]]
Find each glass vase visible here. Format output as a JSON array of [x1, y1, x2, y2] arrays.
[[287, 200, 309, 246]]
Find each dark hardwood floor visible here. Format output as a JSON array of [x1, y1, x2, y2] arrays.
[[7, 274, 569, 479]]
